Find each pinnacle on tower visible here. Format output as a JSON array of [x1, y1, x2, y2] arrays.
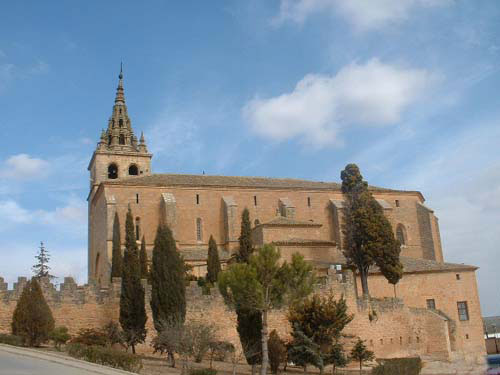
[[115, 63, 125, 104]]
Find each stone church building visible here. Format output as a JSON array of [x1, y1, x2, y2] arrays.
[[86, 71, 486, 371]]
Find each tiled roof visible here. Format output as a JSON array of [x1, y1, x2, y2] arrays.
[[106, 173, 403, 192], [311, 255, 477, 274], [260, 216, 322, 227]]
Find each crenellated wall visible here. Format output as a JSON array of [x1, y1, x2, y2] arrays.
[[0, 273, 486, 373]]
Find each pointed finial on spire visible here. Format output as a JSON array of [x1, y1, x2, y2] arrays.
[[119, 62, 123, 80], [140, 131, 145, 144], [115, 63, 125, 104]]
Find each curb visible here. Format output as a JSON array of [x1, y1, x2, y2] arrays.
[[0, 343, 138, 375]]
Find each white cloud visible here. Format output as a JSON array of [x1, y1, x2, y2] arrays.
[[243, 58, 434, 146], [273, 0, 451, 30], [38, 197, 87, 227], [0, 200, 32, 224], [0, 153, 50, 180]]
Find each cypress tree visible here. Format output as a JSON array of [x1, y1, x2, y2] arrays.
[[150, 223, 186, 330], [150, 223, 186, 366], [341, 164, 403, 297], [119, 207, 147, 353], [140, 235, 149, 280], [237, 208, 253, 263], [111, 212, 123, 280], [12, 278, 55, 346], [235, 208, 262, 373], [206, 235, 221, 284]]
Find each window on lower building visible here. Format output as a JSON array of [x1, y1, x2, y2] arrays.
[[136, 193, 139, 204], [196, 218, 202, 241], [426, 299, 436, 309], [307, 197, 311, 207], [129, 164, 138, 175], [395, 199, 400, 207], [196, 194, 200, 205], [457, 301, 469, 321], [254, 195, 257, 206], [456, 273, 461, 280], [396, 224, 407, 246]]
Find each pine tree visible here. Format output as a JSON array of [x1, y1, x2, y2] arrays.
[[140, 235, 149, 280], [119, 207, 147, 353], [341, 164, 403, 297], [350, 338, 374, 374], [287, 327, 322, 372], [111, 212, 123, 280], [12, 278, 55, 346], [32, 242, 55, 280], [150, 223, 186, 366], [288, 293, 353, 374], [219, 245, 315, 375], [206, 235, 221, 284]]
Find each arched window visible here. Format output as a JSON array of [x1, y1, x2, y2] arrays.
[[254, 219, 260, 226], [108, 163, 118, 179], [119, 134, 125, 145], [108, 135, 112, 145], [196, 218, 202, 241], [119, 118, 123, 127], [135, 217, 140, 241], [95, 253, 100, 279], [396, 224, 406, 246], [129, 164, 138, 175]]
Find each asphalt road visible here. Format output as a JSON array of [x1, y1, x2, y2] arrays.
[[0, 346, 132, 375]]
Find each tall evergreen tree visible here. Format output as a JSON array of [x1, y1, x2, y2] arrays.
[[341, 164, 403, 297], [32, 242, 55, 280], [12, 278, 55, 346], [237, 208, 253, 263], [140, 235, 149, 280], [150, 223, 186, 366], [111, 212, 123, 280], [350, 338, 374, 374], [206, 235, 221, 284], [119, 207, 147, 353], [234, 208, 262, 374]]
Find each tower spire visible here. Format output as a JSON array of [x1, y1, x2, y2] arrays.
[[115, 63, 125, 104]]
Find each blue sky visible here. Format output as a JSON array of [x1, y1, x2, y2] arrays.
[[0, 1, 499, 315]]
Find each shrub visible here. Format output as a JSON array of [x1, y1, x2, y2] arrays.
[[268, 330, 286, 374], [66, 343, 142, 372], [189, 368, 217, 375], [372, 357, 422, 375], [70, 328, 108, 347], [209, 340, 235, 363], [0, 333, 24, 346], [103, 321, 125, 348], [49, 326, 71, 350]]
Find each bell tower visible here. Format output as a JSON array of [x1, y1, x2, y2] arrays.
[[87, 66, 152, 198]]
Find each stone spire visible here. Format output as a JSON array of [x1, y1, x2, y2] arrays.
[[97, 65, 148, 154]]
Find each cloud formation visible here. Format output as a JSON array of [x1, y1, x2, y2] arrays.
[[274, 0, 451, 30], [0, 154, 50, 180], [243, 58, 433, 146]]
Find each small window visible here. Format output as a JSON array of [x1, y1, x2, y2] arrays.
[[254, 195, 257, 206], [465, 334, 469, 339], [396, 224, 406, 246], [119, 118, 123, 127], [196, 218, 202, 241], [136, 193, 139, 204], [416, 336, 420, 343], [119, 134, 125, 145], [307, 197, 311, 207], [119, 109, 122, 114], [457, 301, 469, 321], [135, 217, 140, 241], [254, 219, 260, 226], [456, 274, 461, 280], [395, 200, 400, 207], [129, 164, 138, 175], [196, 194, 200, 205], [380, 339, 383, 345], [426, 299, 436, 310], [108, 163, 118, 179], [108, 135, 112, 145]]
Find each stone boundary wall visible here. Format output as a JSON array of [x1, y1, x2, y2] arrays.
[[0, 274, 484, 373]]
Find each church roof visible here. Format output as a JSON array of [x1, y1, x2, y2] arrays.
[[106, 173, 413, 193], [310, 256, 477, 274], [260, 216, 322, 227]]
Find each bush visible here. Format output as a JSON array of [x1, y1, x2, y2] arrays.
[[49, 326, 71, 350], [268, 330, 286, 374], [66, 343, 142, 372], [372, 357, 422, 375], [0, 333, 24, 346], [209, 341, 235, 363], [189, 368, 217, 375], [70, 328, 108, 347]]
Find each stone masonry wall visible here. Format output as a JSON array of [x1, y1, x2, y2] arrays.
[[0, 272, 486, 373]]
